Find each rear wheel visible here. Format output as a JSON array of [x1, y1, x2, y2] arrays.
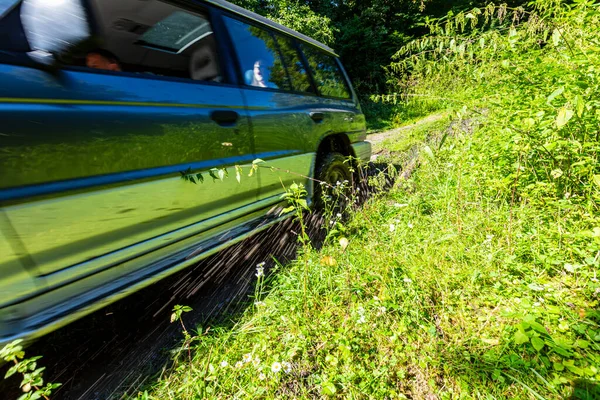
[[314, 152, 352, 210]]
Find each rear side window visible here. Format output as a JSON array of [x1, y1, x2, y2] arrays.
[[300, 44, 351, 99], [274, 34, 314, 94], [83, 0, 221, 81], [223, 16, 291, 91]]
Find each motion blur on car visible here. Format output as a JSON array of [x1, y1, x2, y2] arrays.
[[0, 0, 370, 345]]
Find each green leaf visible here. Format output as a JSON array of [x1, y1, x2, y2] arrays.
[[529, 321, 548, 335], [552, 28, 561, 46], [566, 364, 585, 376], [195, 173, 204, 184], [546, 86, 564, 104], [531, 336, 545, 351], [573, 94, 585, 117], [321, 381, 337, 396], [5, 364, 18, 378], [553, 362, 564, 371], [556, 108, 574, 129], [297, 199, 308, 210], [280, 206, 295, 215], [514, 330, 530, 345], [593, 175, 600, 188]]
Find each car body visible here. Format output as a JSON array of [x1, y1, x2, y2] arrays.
[[0, 0, 370, 345]]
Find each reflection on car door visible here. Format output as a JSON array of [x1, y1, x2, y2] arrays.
[[0, 67, 256, 292]]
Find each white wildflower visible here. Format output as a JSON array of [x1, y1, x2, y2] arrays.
[[282, 361, 292, 373], [220, 360, 229, 368], [389, 223, 396, 232], [259, 373, 266, 380], [235, 361, 243, 369], [254, 301, 266, 307], [407, 222, 414, 229], [377, 306, 387, 316], [336, 213, 342, 218], [403, 277, 412, 283], [243, 353, 252, 363], [253, 357, 261, 367], [271, 361, 282, 373], [255, 265, 264, 278], [357, 306, 366, 324]]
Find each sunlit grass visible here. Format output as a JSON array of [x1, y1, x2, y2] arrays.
[[135, 109, 599, 399]]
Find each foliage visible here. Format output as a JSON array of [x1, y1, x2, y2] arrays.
[[1, 340, 61, 400], [136, 108, 600, 398], [132, 1, 600, 395], [230, 0, 335, 46]]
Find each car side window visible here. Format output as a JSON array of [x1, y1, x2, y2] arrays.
[[223, 16, 291, 91], [82, 0, 221, 81], [299, 44, 351, 99], [274, 34, 314, 94]]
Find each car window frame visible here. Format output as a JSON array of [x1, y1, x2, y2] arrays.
[[216, 10, 320, 98], [297, 42, 354, 101], [273, 32, 319, 95]]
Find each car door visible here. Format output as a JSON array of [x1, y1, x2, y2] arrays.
[[220, 15, 322, 205], [0, 0, 257, 293]]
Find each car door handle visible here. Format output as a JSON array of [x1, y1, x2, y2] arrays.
[[211, 110, 239, 126], [309, 112, 325, 123]]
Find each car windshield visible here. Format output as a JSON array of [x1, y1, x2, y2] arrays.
[[136, 11, 212, 54]]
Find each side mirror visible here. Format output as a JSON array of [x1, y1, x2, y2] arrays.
[[20, 0, 90, 67]]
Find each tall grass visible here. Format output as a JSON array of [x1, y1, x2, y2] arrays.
[[130, 0, 600, 397]]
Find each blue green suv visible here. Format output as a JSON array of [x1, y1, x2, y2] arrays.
[[0, 0, 370, 345]]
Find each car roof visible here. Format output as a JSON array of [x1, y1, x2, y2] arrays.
[[202, 0, 337, 56]]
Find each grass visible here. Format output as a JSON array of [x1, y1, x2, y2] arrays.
[[362, 95, 449, 132], [133, 110, 600, 399]]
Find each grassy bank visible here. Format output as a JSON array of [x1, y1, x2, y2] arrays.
[[133, 1, 600, 398], [133, 108, 598, 399]]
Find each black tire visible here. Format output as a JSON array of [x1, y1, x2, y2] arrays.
[[314, 152, 352, 210]]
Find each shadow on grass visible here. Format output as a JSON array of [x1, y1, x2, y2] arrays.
[[434, 337, 600, 399], [0, 162, 401, 400]]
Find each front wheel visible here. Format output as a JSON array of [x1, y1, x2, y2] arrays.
[[314, 152, 352, 210]]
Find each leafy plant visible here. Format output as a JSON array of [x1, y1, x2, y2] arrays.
[[1, 340, 61, 400]]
